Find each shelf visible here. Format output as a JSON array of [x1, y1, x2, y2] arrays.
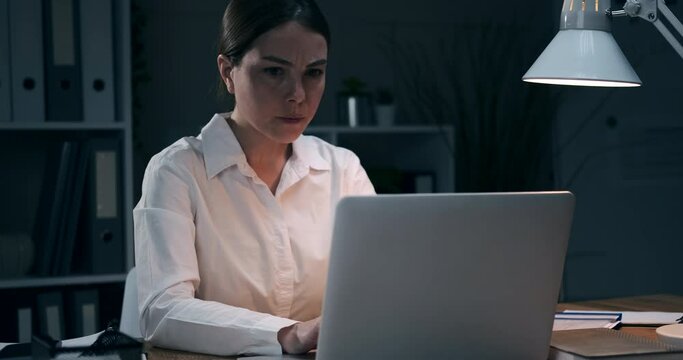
[[0, 122, 126, 131], [305, 125, 453, 134], [0, 274, 127, 290]]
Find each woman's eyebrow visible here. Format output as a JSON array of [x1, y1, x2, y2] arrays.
[[307, 59, 327, 67], [262, 55, 327, 67]]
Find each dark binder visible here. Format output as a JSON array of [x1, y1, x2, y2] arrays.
[[32, 141, 76, 276], [79, 0, 115, 123], [43, 0, 82, 122], [0, 0, 10, 122], [51, 140, 80, 276], [1, 291, 33, 344], [54, 141, 89, 275], [65, 289, 99, 338], [36, 291, 65, 341], [8, 0, 45, 122], [80, 138, 124, 274], [16, 306, 32, 343]]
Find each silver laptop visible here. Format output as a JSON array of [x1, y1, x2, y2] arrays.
[[316, 191, 575, 360]]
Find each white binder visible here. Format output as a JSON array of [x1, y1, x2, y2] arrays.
[[0, 0, 12, 122], [80, 0, 115, 123], [8, 0, 45, 122]]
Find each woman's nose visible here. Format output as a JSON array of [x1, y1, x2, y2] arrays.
[[286, 77, 305, 104]]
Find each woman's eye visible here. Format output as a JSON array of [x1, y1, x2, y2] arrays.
[[263, 67, 284, 77], [306, 68, 324, 78]]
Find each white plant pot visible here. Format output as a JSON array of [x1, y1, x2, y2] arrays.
[[374, 105, 395, 127]]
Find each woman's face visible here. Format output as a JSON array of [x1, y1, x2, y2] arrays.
[[220, 21, 328, 144]]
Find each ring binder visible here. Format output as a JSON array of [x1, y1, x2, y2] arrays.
[[81, 138, 124, 274], [0, 0, 10, 123], [44, 0, 82, 122], [80, 0, 115, 123], [8, 0, 45, 122]]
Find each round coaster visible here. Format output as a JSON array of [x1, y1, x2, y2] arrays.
[[656, 324, 683, 348]]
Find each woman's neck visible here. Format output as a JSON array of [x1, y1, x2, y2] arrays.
[[226, 113, 291, 193], [227, 115, 290, 164]]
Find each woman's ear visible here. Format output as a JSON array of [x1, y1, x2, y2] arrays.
[[217, 55, 236, 94]]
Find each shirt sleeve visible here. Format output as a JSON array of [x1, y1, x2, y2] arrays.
[[133, 153, 297, 356], [344, 151, 376, 196]]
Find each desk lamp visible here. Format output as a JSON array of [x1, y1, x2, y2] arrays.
[[522, 0, 683, 87], [522, 0, 683, 347]]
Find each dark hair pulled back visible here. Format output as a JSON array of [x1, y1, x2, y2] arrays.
[[218, 0, 330, 66]]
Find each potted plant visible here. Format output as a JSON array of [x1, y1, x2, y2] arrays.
[[374, 88, 395, 127], [337, 76, 374, 127]]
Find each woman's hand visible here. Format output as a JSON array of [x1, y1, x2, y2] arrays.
[[277, 316, 321, 354]]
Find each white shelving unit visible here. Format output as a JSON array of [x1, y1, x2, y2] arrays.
[[0, 0, 132, 341], [0, 0, 133, 284], [0, 122, 126, 130], [0, 274, 128, 290], [305, 125, 455, 193]]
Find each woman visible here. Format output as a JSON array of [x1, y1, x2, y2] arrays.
[[133, 0, 375, 356]]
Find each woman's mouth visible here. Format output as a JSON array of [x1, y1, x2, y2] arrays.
[[278, 115, 306, 124]]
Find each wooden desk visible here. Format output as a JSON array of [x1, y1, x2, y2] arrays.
[[146, 294, 683, 359], [145, 345, 315, 360], [557, 293, 683, 341], [146, 345, 241, 360]]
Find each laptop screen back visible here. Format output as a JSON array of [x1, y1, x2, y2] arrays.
[[317, 192, 575, 360]]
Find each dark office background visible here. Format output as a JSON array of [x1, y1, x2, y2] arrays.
[[131, 0, 683, 301]]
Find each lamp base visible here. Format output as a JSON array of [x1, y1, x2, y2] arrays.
[[656, 324, 683, 348]]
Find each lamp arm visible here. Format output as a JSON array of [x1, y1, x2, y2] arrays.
[[621, 0, 683, 60], [652, 1, 683, 59]]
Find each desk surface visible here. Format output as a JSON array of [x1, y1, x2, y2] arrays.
[[146, 294, 683, 360]]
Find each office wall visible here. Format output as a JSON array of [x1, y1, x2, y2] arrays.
[[130, 1, 683, 301], [132, 0, 555, 195], [554, 2, 683, 300]]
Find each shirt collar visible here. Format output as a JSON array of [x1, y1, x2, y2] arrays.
[[201, 113, 246, 179], [201, 113, 330, 179], [291, 135, 331, 172]]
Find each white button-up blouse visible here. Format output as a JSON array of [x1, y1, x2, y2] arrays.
[[133, 113, 375, 356]]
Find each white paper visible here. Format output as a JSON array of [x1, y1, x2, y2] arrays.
[[621, 311, 683, 325], [563, 310, 683, 325], [58, 330, 103, 348]]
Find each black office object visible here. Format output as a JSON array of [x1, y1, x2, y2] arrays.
[[33, 141, 76, 276], [0, 0, 11, 123], [31, 328, 142, 360], [80, 0, 115, 123], [80, 137, 124, 274], [43, 0, 82, 122], [0, 342, 32, 360], [51, 140, 81, 275], [8, 0, 45, 122], [15, 306, 32, 343], [65, 288, 99, 338], [54, 140, 89, 275], [35, 291, 65, 341], [2, 300, 33, 344]]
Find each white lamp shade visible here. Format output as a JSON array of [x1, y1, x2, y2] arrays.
[[523, 29, 641, 87]]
